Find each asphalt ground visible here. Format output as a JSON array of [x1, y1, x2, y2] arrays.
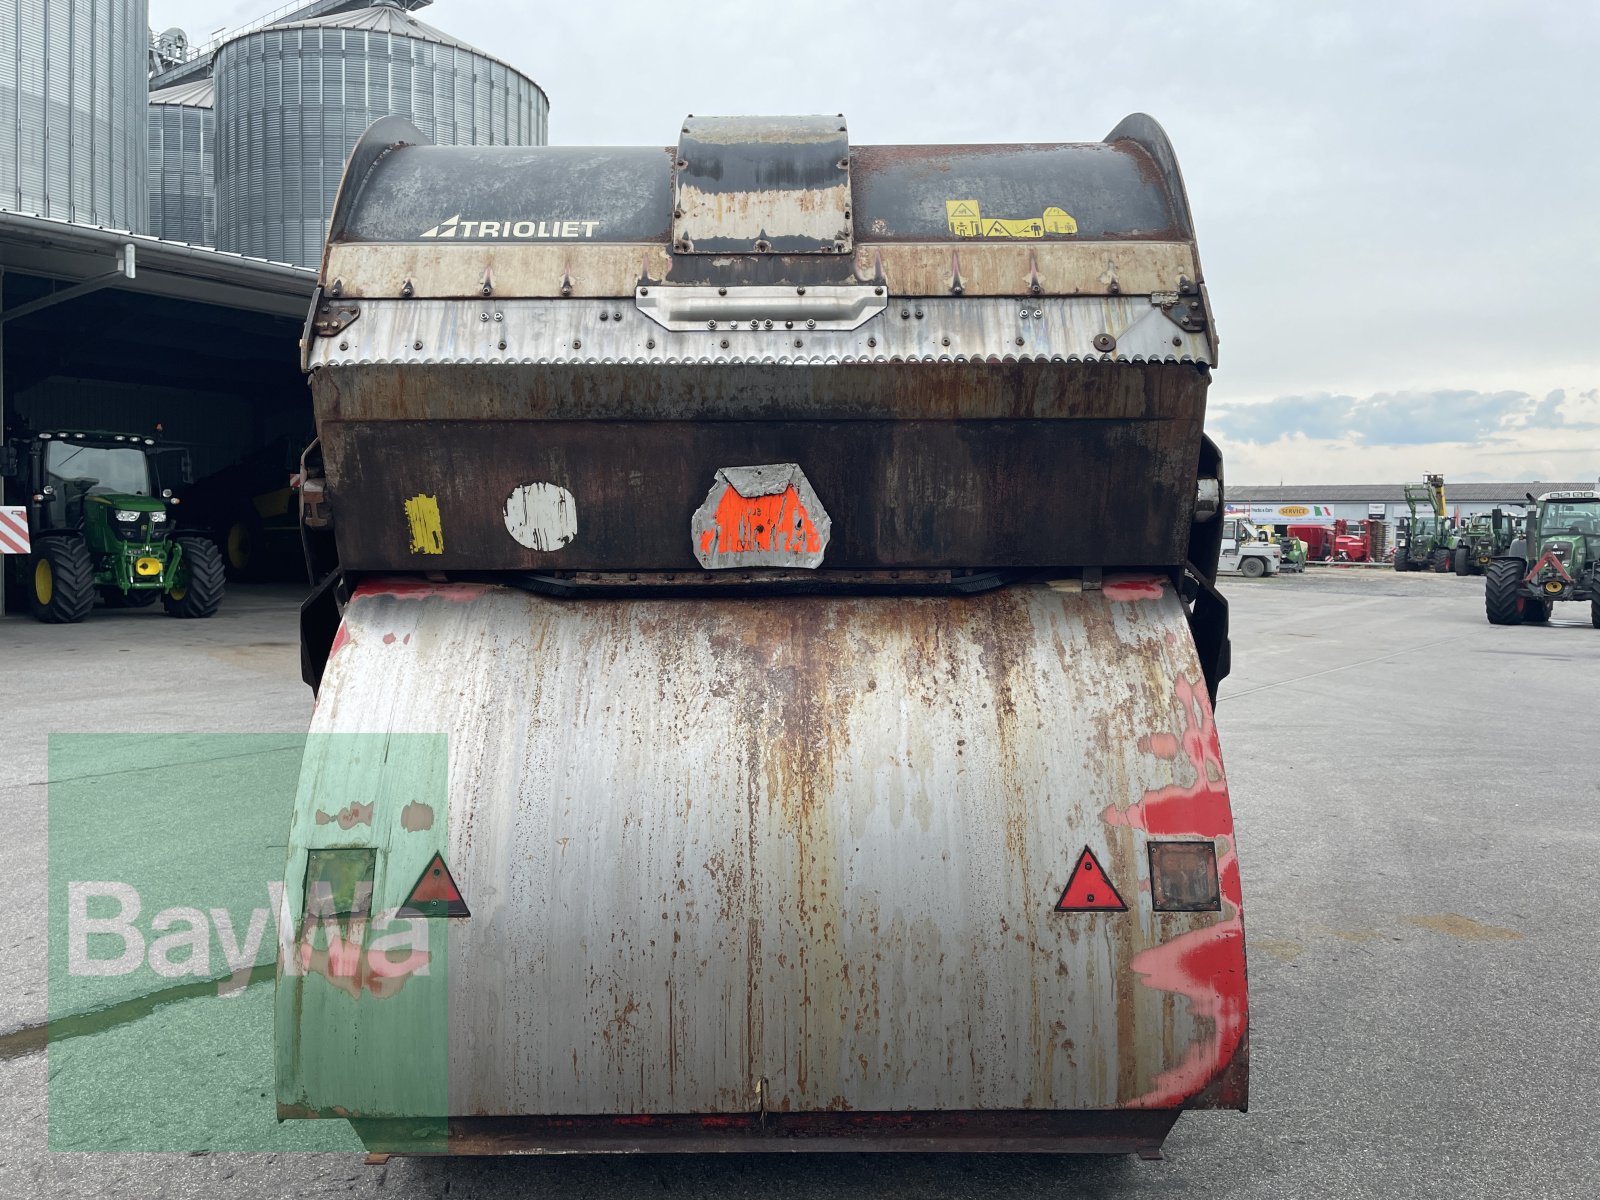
[[1, 571, 1596, 1198]]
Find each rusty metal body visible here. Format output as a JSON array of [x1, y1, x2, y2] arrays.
[[280, 113, 1245, 1155]]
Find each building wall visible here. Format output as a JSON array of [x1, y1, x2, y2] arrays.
[[0, 0, 149, 229], [147, 98, 214, 245]]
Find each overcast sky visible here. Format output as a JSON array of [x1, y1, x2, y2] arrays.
[[153, 0, 1600, 484]]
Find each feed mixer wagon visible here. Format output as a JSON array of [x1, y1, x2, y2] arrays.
[[278, 112, 1248, 1157]]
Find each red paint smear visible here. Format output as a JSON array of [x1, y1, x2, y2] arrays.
[[328, 624, 351, 658], [353, 577, 491, 602], [1105, 674, 1248, 1107], [382, 632, 396, 645], [1102, 574, 1166, 601], [703, 484, 820, 560]]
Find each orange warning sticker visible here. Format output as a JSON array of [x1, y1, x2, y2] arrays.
[[1054, 847, 1127, 912], [399, 852, 471, 918], [690, 463, 831, 569]]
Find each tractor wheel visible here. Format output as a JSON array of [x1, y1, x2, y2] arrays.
[[162, 537, 226, 619], [1453, 546, 1470, 576], [1591, 600, 1600, 629], [1393, 555, 1411, 572], [1430, 549, 1451, 573], [1485, 559, 1528, 626], [29, 535, 96, 624], [1239, 556, 1266, 579], [1527, 598, 1552, 625], [101, 586, 160, 609]]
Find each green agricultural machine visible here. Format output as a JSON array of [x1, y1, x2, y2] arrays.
[[1393, 473, 1453, 572], [1485, 489, 1600, 627], [2, 429, 225, 623], [1451, 508, 1521, 577]]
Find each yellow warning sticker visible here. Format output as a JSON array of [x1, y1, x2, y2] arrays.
[[404, 493, 444, 555], [945, 200, 1077, 239]]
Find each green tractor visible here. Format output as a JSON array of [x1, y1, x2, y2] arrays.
[[2, 429, 225, 623], [1484, 489, 1600, 627], [1451, 508, 1522, 577], [1393, 473, 1453, 572]]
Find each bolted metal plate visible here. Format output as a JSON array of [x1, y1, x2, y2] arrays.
[[673, 115, 852, 255]]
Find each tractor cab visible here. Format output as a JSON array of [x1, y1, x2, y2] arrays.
[[3, 430, 224, 623]]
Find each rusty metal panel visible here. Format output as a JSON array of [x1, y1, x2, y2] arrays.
[[673, 116, 852, 255], [316, 413, 1204, 572], [319, 240, 1199, 300], [283, 577, 1246, 1122]]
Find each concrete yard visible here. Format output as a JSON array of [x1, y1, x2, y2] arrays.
[[2, 571, 1596, 1198]]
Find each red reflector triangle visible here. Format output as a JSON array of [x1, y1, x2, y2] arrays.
[[1054, 847, 1127, 912], [400, 852, 470, 918]]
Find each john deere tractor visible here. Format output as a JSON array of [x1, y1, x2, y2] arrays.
[[3, 429, 225, 623], [1484, 489, 1600, 627]]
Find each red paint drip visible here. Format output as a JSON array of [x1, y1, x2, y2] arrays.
[[1102, 574, 1166, 601], [1106, 674, 1248, 1107], [328, 624, 351, 658]]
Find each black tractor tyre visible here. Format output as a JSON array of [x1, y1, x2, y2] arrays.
[[101, 586, 161, 608], [162, 537, 226, 619], [1592, 599, 1600, 629], [1239, 555, 1267, 579], [1453, 546, 1470, 576], [1485, 559, 1528, 626], [1430, 548, 1451, 573], [1527, 598, 1553, 625], [29, 535, 96, 624], [1393, 554, 1412, 572]]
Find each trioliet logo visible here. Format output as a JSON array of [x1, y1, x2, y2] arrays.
[[420, 214, 600, 239]]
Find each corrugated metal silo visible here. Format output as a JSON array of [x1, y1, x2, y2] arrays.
[[213, 0, 548, 268], [147, 76, 215, 245], [0, 0, 150, 228]]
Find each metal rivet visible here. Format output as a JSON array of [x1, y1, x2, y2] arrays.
[[600, 311, 610, 321], [573, 339, 582, 349], [718, 287, 727, 296], [498, 340, 506, 350], [1015, 336, 1024, 346], [1020, 308, 1031, 318], [750, 320, 760, 329], [674, 208, 684, 218], [647, 339, 656, 349], [874, 286, 883, 295], [914, 308, 923, 319], [639, 287, 649, 296], [494, 312, 503, 322], [1173, 336, 1182, 347], [720, 339, 729, 349], [785, 320, 794, 329], [764, 320, 773, 329], [942, 337, 950, 346], [338, 341, 348, 351], [1033, 308, 1042, 318], [796, 286, 806, 295], [480, 312, 490, 322], [1094, 333, 1116, 352], [413, 340, 422, 350], [806, 319, 816, 329], [794, 339, 803, 348], [867, 336, 876, 347], [707, 320, 717, 329], [901, 308, 910, 319]]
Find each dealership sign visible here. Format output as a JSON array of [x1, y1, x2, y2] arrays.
[[1225, 502, 1340, 523]]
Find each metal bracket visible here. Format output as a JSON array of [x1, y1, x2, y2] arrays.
[[1151, 292, 1206, 333], [636, 284, 885, 332], [312, 302, 360, 337]]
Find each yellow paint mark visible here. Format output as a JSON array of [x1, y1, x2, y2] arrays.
[[945, 200, 1077, 239], [405, 494, 444, 555], [1404, 914, 1521, 941], [1253, 938, 1304, 963]]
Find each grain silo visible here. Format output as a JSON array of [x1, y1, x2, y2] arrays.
[[147, 75, 215, 245], [213, 0, 548, 268], [0, 0, 149, 228]]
